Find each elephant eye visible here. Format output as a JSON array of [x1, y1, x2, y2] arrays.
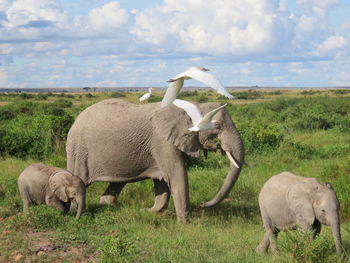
[[321, 209, 326, 213]]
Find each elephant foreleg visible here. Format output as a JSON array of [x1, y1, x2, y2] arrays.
[[45, 194, 69, 213], [148, 179, 170, 212], [100, 182, 126, 205], [311, 219, 321, 239], [152, 138, 190, 222]]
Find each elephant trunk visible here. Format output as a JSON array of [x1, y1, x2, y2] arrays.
[[330, 217, 343, 254], [201, 126, 245, 208], [75, 195, 86, 219]]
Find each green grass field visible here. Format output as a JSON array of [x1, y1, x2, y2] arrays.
[[0, 89, 349, 262]]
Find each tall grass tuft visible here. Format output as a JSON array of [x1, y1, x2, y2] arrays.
[[274, 230, 343, 263]]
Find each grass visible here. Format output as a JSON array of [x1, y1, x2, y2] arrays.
[[0, 89, 350, 262]]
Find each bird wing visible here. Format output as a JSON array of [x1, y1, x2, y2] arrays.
[[172, 99, 203, 125], [139, 92, 150, 102], [160, 78, 184, 107], [185, 68, 235, 99], [197, 104, 227, 126]]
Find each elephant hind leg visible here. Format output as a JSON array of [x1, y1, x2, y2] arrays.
[[268, 229, 279, 254], [148, 179, 170, 212], [20, 191, 32, 212], [100, 182, 126, 205], [256, 232, 270, 254]]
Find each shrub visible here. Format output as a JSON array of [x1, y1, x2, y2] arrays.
[[0, 115, 53, 159], [269, 90, 283, 95], [52, 99, 73, 108], [300, 89, 320, 95], [110, 92, 126, 98], [36, 93, 49, 100], [279, 141, 317, 159], [85, 93, 95, 98], [147, 94, 162, 102], [0, 101, 74, 159], [98, 235, 140, 263], [232, 89, 264, 100], [178, 90, 198, 98], [240, 123, 284, 153], [19, 93, 34, 99], [331, 89, 350, 95]]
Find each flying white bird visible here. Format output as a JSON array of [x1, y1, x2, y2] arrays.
[[139, 88, 154, 102], [173, 99, 239, 168], [161, 67, 235, 108], [173, 99, 226, 132]]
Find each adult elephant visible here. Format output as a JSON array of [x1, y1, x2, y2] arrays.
[[66, 99, 244, 222]]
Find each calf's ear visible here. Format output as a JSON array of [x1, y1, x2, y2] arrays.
[[288, 178, 320, 227], [49, 172, 71, 202]]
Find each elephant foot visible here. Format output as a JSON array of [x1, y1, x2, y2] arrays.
[[144, 206, 166, 213], [255, 246, 267, 254], [100, 195, 116, 205]]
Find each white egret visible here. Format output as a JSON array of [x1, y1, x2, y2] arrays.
[[139, 88, 154, 102], [161, 67, 235, 108], [173, 99, 239, 168], [172, 99, 226, 132]]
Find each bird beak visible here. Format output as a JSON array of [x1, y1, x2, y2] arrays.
[[203, 68, 210, 71]]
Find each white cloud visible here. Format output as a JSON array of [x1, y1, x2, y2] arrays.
[[0, 71, 7, 80], [149, 62, 166, 72], [88, 1, 129, 31], [314, 35, 347, 56], [296, 0, 340, 16], [95, 79, 117, 87], [0, 0, 349, 88], [287, 62, 312, 73], [132, 0, 295, 56], [3, 0, 68, 28]]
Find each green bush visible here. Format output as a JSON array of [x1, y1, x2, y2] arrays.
[[300, 89, 320, 95], [0, 101, 74, 159], [279, 141, 317, 159], [240, 123, 284, 153], [110, 92, 126, 98], [36, 93, 49, 100], [19, 93, 34, 99], [331, 89, 350, 95], [98, 235, 140, 263], [232, 89, 264, 100], [178, 90, 198, 98]]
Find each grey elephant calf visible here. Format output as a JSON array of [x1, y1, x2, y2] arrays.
[[18, 163, 86, 219], [256, 171, 343, 254]]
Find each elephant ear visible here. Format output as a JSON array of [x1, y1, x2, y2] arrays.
[[151, 104, 200, 157], [49, 171, 71, 202], [288, 178, 320, 228]]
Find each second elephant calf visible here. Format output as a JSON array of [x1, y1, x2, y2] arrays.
[[18, 163, 86, 219], [256, 171, 343, 254]]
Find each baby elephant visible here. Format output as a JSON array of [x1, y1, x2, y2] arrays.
[[256, 171, 343, 254], [18, 163, 86, 219]]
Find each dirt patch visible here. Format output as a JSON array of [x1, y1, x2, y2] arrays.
[[0, 230, 96, 263]]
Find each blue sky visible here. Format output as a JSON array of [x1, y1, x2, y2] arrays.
[[0, 0, 349, 88]]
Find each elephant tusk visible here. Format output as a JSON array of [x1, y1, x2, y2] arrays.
[[225, 151, 239, 168]]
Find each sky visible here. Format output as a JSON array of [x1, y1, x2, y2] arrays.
[[0, 0, 350, 88]]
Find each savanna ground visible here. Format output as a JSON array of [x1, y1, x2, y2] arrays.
[[0, 88, 349, 262]]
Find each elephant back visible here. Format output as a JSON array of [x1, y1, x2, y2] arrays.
[[66, 99, 160, 183]]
